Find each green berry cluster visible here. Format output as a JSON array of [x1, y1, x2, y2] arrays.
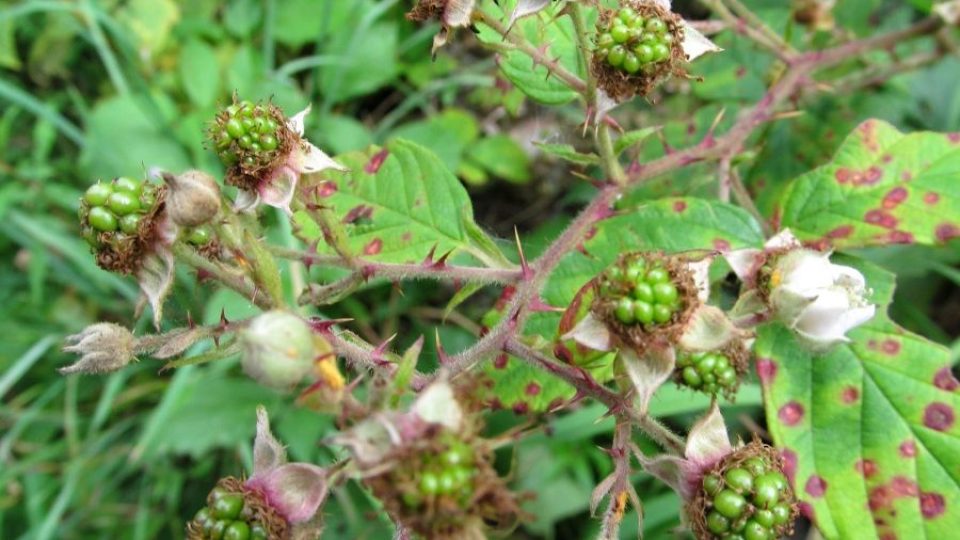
[[80, 177, 159, 245], [189, 487, 270, 540], [400, 437, 477, 510], [676, 351, 739, 396], [211, 101, 282, 168], [596, 7, 674, 75], [700, 456, 796, 540], [603, 257, 682, 327]]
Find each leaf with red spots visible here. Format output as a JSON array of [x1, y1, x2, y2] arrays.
[[295, 139, 508, 267], [756, 257, 960, 539], [779, 119, 960, 248]]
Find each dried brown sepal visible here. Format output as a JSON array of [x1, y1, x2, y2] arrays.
[[407, 0, 446, 22], [592, 251, 699, 354], [87, 184, 168, 275], [186, 476, 290, 540], [687, 440, 799, 540], [210, 98, 297, 192], [363, 427, 525, 540], [592, 2, 687, 101]]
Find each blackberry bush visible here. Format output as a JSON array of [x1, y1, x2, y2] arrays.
[[690, 442, 798, 540], [79, 176, 165, 274]]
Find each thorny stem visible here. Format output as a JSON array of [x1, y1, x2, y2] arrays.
[[475, 10, 589, 96], [505, 339, 685, 454], [569, 2, 598, 105], [703, 0, 794, 62], [173, 244, 275, 310]]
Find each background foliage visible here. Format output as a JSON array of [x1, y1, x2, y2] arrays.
[[1, 0, 958, 538]]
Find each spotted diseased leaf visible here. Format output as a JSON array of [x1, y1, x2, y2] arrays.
[[756, 257, 960, 539], [295, 139, 506, 267], [778, 120, 960, 248]]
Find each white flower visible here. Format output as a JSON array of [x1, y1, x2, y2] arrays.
[[235, 106, 346, 214], [769, 248, 876, 349]]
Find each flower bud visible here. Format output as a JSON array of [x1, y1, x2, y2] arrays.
[[767, 250, 875, 349], [60, 323, 136, 375], [163, 170, 221, 227], [240, 311, 316, 391]]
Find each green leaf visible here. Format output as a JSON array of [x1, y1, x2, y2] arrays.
[[779, 120, 960, 248], [756, 257, 960, 539], [535, 142, 601, 166], [178, 39, 221, 107], [388, 109, 479, 173], [477, 0, 585, 105], [614, 127, 659, 156], [295, 139, 506, 267], [465, 134, 532, 184]]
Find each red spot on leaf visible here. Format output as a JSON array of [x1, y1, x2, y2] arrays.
[[363, 238, 383, 255], [860, 120, 879, 152], [401, 232, 412, 242], [856, 459, 878, 478], [735, 66, 747, 78], [835, 168, 852, 184], [934, 367, 959, 391], [866, 209, 898, 229], [879, 533, 897, 540], [316, 180, 337, 198], [364, 149, 389, 174], [899, 440, 916, 458], [512, 402, 529, 415], [494, 354, 508, 369], [924, 192, 940, 205], [806, 476, 828, 497], [713, 238, 731, 251], [778, 401, 804, 426], [781, 448, 797, 484], [798, 501, 816, 522], [881, 340, 901, 355], [525, 382, 541, 396], [920, 492, 946, 519], [343, 204, 374, 224], [869, 476, 918, 512], [936, 223, 960, 242], [882, 187, 908, 209], [948, 133, 960, 144], [885, 230, 914, 244], [923, 402, 955, 431], [891, 476, 918, 497], [901, 171, 913, 181], [842, 386, 860, 404], [857, 166, 883, 185], [827, 225, 854, 239], [673, 200, 687, 213], [756, 358, 777, 385]]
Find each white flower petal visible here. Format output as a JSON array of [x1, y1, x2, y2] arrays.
[[621, 346, 675, 415], [830, 263, 867, 292], [562, 312, 614, 352], [300, 142, 348, 173], [234, 189, 261, 212], [687, 256, 714, 302], [507, 0, 551, 31], [934, 0, 960, 24], [413, 380, 463, 430], [679, 305, 741, 352], [289, 106, 311, 136], [778, 250, 834, 292], [680, 22, 722, 61], [765, 229, 802, 250], [725, 247, 763, 282], [685, 402, 732, 468], [444, 0, 476, 28], [258, 167, 298, 214]]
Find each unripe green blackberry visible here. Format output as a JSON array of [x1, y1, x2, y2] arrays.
[[595, 7, 672, 75], [187, 478, 286, 540], [592, 253, 698, 352], [591, 1, 685, 100], [364, 429, 521, 540], [209, 98, 291, 191], [675, 346, 749, 399], [79, 177, 165, 274], [689, 442, 798, 540]]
